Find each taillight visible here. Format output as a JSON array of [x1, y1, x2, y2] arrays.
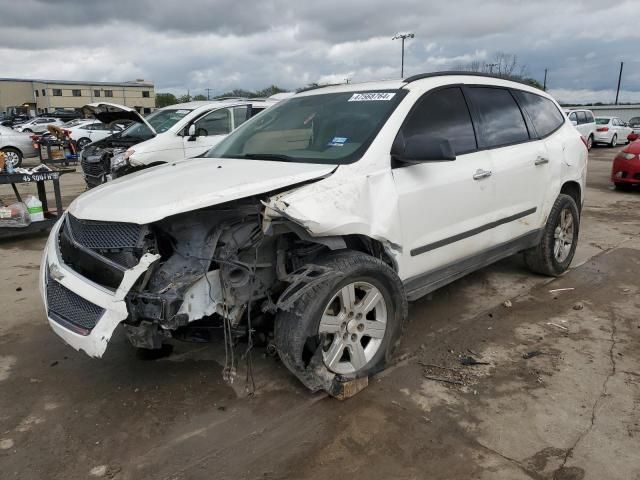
[[597, 127, 609, 132]]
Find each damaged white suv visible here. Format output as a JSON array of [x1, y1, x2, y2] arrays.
[[40, 73, 587, 394]]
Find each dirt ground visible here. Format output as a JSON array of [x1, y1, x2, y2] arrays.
[[1, 147, 639, 480]]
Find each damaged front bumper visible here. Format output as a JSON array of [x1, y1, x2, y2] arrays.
[[39, 216, 160, 357]]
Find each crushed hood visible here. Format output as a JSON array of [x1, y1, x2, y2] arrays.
[[69, 157, 336, 223], [82, 102, 154, 132]]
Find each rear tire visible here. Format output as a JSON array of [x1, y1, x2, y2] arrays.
[[275, 250, 407, 391], [22, 128, 33, 133], [609, 134, 617, 148], [587, 134, 593, 150], [524, 194, 580, 277], [1, 147, 22, 168]]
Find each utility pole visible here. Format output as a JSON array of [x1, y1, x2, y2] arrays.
[[392, 32, 414, 78], [205, 88, 213, 100], [615, 62, 624, 105], [543, 68, 548, 91]]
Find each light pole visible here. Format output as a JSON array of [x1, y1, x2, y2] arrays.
[[392, 32, 414, 78]]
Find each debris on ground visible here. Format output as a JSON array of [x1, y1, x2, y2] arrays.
[[522, 350, 544, 359], [460, 356, 490, 366], [423, 375, 464, 386], [546, 322, 568, 331], [549, 288, 575, 293], [503, 300, 512, 308], [573, 302, 584, 310]]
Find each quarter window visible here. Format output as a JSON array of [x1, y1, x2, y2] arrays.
[[468, 87, 529, 147], [513, 91, 564, 138], [400, 87, 477, 155], [232, 106, 249, 128]]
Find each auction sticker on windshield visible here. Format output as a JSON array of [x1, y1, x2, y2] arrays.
[[348, 92, 396, 102]]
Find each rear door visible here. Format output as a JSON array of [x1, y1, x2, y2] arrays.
[[393, 86, 496, 280], [465, 86, 550, 244]]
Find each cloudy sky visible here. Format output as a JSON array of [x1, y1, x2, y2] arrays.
[[1, 0, 638, 103]]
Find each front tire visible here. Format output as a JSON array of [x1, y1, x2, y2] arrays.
[[275, 251, 407, 391], [76, 137, 91, 149], [1, 147, 22, 168], [609, 134, 617, 148], [524, 194, 580, 277]]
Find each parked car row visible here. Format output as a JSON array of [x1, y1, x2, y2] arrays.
[[40, 73, 588, 393]]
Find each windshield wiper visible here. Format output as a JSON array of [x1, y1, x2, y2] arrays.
[[241, 153, 295, 162]]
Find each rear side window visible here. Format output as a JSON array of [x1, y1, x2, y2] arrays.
[[467, 87, 529, 148], [514, 91, 564, 138], [577, 111, 587, 124], [401, 87, 477, 155]]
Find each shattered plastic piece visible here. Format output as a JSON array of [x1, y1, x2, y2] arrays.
[[546, 322, 568, 331], [573, 302, 584, 310], [503, 299, 513, 308], [549, 287, 575, 293]]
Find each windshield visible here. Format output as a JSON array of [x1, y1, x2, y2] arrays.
[[120, 108, 192, 140], [629, 117, 640, 126], [595, 117, 610, 125], [206, 90, 406, 164]]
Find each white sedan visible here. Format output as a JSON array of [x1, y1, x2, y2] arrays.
[[594, 116, 632, 147], [65, 120, 125, 149], [0, 125, 37, 167], [14, 117, 63, 134]]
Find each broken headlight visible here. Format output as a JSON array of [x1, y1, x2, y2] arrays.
[[110, 149, 132, 171]]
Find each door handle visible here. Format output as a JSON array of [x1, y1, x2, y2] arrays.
[[473, 169, 492, 180], [535, 156, 549, 166]]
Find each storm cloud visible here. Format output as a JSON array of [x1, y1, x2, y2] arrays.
[[0, 0, 638, 103]]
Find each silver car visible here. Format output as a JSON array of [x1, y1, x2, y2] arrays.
[[0, 126, 37, 168]]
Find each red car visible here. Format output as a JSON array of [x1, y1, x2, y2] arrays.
[[612, 140, 640, 188]]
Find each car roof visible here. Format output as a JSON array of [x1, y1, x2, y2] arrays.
[[295, 71, 554, 99], [161, 99, 279, 111]]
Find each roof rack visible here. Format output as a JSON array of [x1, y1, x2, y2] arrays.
[[403, 71, 534, 88]]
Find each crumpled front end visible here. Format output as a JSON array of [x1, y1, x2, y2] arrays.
[[40, 214, 160, 357]]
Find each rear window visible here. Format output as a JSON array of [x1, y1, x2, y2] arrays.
[[514, 91, 565, 138], [467, 87, 529, 148], [595, 118, 610, 125]]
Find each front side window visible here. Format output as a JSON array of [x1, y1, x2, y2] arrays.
[[400, 87, 477, 155], [194, 108, 232, 136], [568, 112, 577, 122], [469, 87, 530, 147], [207, 90, 406, 165]]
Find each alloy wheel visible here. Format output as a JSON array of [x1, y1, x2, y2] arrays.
[[3, 150, 20, 168], [318, 281, 387, 375], [553, 207, 574, 263]]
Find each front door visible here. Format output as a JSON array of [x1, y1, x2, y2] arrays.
[[183, 108, 233, 158], [392, 86, 496, 281]]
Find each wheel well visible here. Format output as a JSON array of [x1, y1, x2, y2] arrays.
[[343, 235, 398, 272], [560, 181, 582, 211], [1, 146, 22, 156]]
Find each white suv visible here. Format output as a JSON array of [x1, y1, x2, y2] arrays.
[[565, 109, 596, 149], [40, 73, 587, 393]]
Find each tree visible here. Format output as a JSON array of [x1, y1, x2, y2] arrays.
[[178, 94, 192, 103], [192, 94, 207, 101], [455, 52, 543, 90], [155, 93, 178, 108]]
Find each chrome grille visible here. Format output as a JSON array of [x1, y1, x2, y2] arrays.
[[47, 278, 104, 333]]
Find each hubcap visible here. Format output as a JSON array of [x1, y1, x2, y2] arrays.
[[318, 281, 387, 375], [612, 136, 617, 147], [554, 207, 574, 263], [3, 151, 19, 167]]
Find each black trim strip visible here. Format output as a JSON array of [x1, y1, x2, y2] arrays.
[[410, 207, 537, 257]]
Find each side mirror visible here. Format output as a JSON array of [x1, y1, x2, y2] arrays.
[[392, 134, 456, 163], [188, 124, 196, 137]]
